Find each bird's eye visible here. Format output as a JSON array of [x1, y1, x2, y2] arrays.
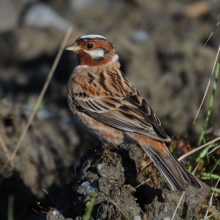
[[86, 43, 94, 49]]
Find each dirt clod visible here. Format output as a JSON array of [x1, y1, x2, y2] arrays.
[[53, 144, 210, 219]]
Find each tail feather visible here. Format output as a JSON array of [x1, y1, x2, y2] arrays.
[[140, 144, 203, 191]]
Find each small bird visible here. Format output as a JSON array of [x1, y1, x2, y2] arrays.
[[66, 34, 203, 191]]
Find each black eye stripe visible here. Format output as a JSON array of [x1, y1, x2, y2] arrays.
[[87, 43, 94, 49]]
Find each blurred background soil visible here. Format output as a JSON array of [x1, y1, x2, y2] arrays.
[[0, 0, 220, 219]]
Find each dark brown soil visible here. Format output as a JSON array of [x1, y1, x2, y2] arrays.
[[0, 0, 220, 219], [47, 144, 210, 220]]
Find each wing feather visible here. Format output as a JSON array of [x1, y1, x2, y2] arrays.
[[69, 68, 170, 142]]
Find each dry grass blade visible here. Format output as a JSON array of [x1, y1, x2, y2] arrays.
[[192, 160, 201, 174], [42, 189, 55, 205], [204, 177, 220, 220], [170, 191, 185, 220], [178, 137, 220, 161], [0, 134, 14, 168], [207, 144, 220, 156], [193, 45, 220, 124], [204, 21, 220, 47], [9, 27, 73, 162], [135, 178, 150, 189]]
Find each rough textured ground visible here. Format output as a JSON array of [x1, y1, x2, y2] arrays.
[[0, 0, 220, 219], [46, 144, 210, 220]]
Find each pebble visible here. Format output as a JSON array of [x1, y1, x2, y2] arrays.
[[163, 206, 168, 213], [52, 210, 58, 216], [131, 30, 149, 43], [96, 164, 116, 177], [163, 218, 171, 220], [77, 181, 97, 195], [134, 216, 141, 220], [81, 181, 96, 195], [154, 214, 161, 220], [23, 3, 74, 31]]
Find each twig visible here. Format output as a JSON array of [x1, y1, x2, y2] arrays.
[[9, 27, 73, 162], [193, 45, 220, 124], [0, 134, 14, 168], [170, 191, 185, 220], [204, 177, 220, 220], [178, 137, 220, 161]]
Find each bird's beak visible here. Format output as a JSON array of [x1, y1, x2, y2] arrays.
[[65, 43, 80, 51]]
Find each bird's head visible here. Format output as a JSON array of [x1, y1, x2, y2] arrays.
[[66, 35, 119, 66]]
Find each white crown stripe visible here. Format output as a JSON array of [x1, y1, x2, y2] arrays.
[[80, 34, 106, 39]]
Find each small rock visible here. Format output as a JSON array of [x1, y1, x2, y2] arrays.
[[121, 166, 126, 171], [96, 164, 116, 177], [78, 181, 96, 195], [134, 216, 141, 220], [23, 3, 74, 31], [47, 208, 71, 220], [154, 214, 161, 220], [131, 30, 149, 43], [52, 210, 57, 216], [163, 206, 168, 213], [163, 218, 171, 220]]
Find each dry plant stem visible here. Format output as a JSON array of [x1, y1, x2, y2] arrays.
[[178, 137, 220, 161], [170, 191, 185, 220], [204, 177, 220, 220], [204, 21, 220, 47], [192, 160, 201, 174], [193, 45, 220, 124], [9, 27, 73, 162], [42, 189, 55, 205], [135, 178, 150, 189], [207, 144, 220, 155], [0, 134, 14, 168]]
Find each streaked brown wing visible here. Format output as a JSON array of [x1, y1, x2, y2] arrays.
[[69, 69, 170, 142]]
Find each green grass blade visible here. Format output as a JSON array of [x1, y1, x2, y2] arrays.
[[195, 172, 220, 179], [83, 193, 96, 220], [211, 159, 220, 175], [189, 143, 218, 170], [189, 57, 220, 171], [8, 195, 14, 220], [111, 200, 129, 220], [197, 57, 220, 147], [211, 187, 220, 193]]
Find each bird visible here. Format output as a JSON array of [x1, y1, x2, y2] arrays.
[[66, 34, 203, 191]]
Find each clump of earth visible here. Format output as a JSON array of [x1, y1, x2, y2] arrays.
[[0, 0, 219, 219], [47, 144, 210, 220]]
